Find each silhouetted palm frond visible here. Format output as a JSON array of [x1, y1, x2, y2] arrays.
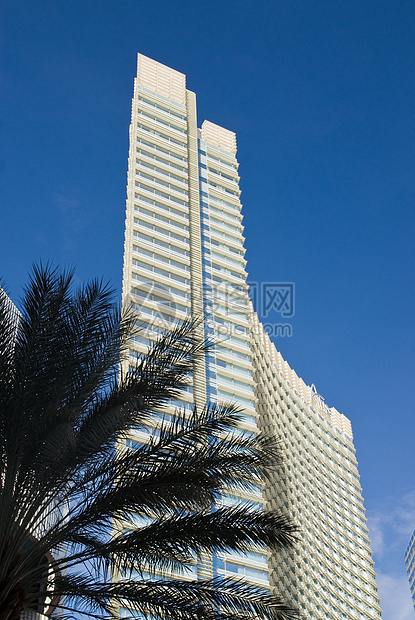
[[0, 265, 299, 620]]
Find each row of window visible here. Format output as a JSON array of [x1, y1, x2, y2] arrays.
[[135, 180, 187, 207], [213, 306, 249, 325], [132, 273, 190, 300], [207, 165, 238, 184], [216, 359, 252, 378], [210, 239, 244, 257], [213, 311, 248, 331], [137, 109, 186, 134], [222, 549, 268, 566], [213, 290, 247, 311], [134, 218, 188, 244], [210, 214, 243, 235], [135, 206, 188, 231], [216, 389, 255, 411], [134, 194, 188, 220], [132, 244, 189, 272], [135, 170, 188, 197], [131, 287, 188, 313], [205, 151, 238, 171], [216, 327, 251, 346], [213, 281, 247, 295], [132, 259, 189, 285], [138, 94, 187, 121], [210, 249, 245, 269], [210, 237, 244, 255], [207, 202, 242, 224], [212, 263, 245, 281], [209, 193, 241, 212], [133, 231, 190, 257], [215, 344, 252, 362], [214, 317, 249, 334], [216, 558, 269, 583], [137, 147, 187, 173], [210, 226, 243, 246], [137, 160, 187, 186], [217, 374, 255, 395], [208, 180, 239, 197], [132, 303, 184, 326], [137, 123, 186, 149], [136, 138, 187, 163]]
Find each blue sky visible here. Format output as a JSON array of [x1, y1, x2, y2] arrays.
[[1, 1, 414, 616]]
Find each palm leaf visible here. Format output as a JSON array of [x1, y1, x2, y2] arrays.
[[0, 265, 300, 620]]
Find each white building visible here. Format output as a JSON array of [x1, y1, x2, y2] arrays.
[[251, 312, 382, 618], [121, 53, 382, 619], [405, 529, 415, 610], [122, 52, 268, 591]]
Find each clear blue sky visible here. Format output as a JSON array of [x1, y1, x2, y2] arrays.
[[1, 1, 414, 616]]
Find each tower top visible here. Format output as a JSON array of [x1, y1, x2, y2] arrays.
[[201, 120, 237, 155], [136, 53, 186, 106]]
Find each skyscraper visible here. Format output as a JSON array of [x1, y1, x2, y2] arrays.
[[405, 529, 415, 609], [251, 313, 382, 618], [122, 51, 268, 590], [121, 53, 382, 619]]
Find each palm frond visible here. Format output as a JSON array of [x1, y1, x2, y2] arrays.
[[54, 573, 301, 620], [0, 265, 299, 620]]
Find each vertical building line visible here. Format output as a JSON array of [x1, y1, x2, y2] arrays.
[[186, 90, 207, 411], [185, 93, 212, 585]]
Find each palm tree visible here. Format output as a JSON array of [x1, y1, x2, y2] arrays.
[[0, 265, 299, 620]]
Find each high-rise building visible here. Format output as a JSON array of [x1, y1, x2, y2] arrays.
[[122, 51, 268, 591], [251, 313, 382, 618], [405, 529, 415, 609], [121, 53, 382, 619]]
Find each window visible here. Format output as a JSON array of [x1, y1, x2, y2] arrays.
[[136, 138, 187, 162], [216, 559, 269, 583], [138, 95, 187, 120]]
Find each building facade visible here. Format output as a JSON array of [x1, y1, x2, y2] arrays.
[[121, 52, 268, 591], [251, 313, 382, 618], [121, 53, 382, 619], [405, 529, 415, 609]]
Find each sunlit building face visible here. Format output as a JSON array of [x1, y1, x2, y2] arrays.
[[119, 53, 382, 620]]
